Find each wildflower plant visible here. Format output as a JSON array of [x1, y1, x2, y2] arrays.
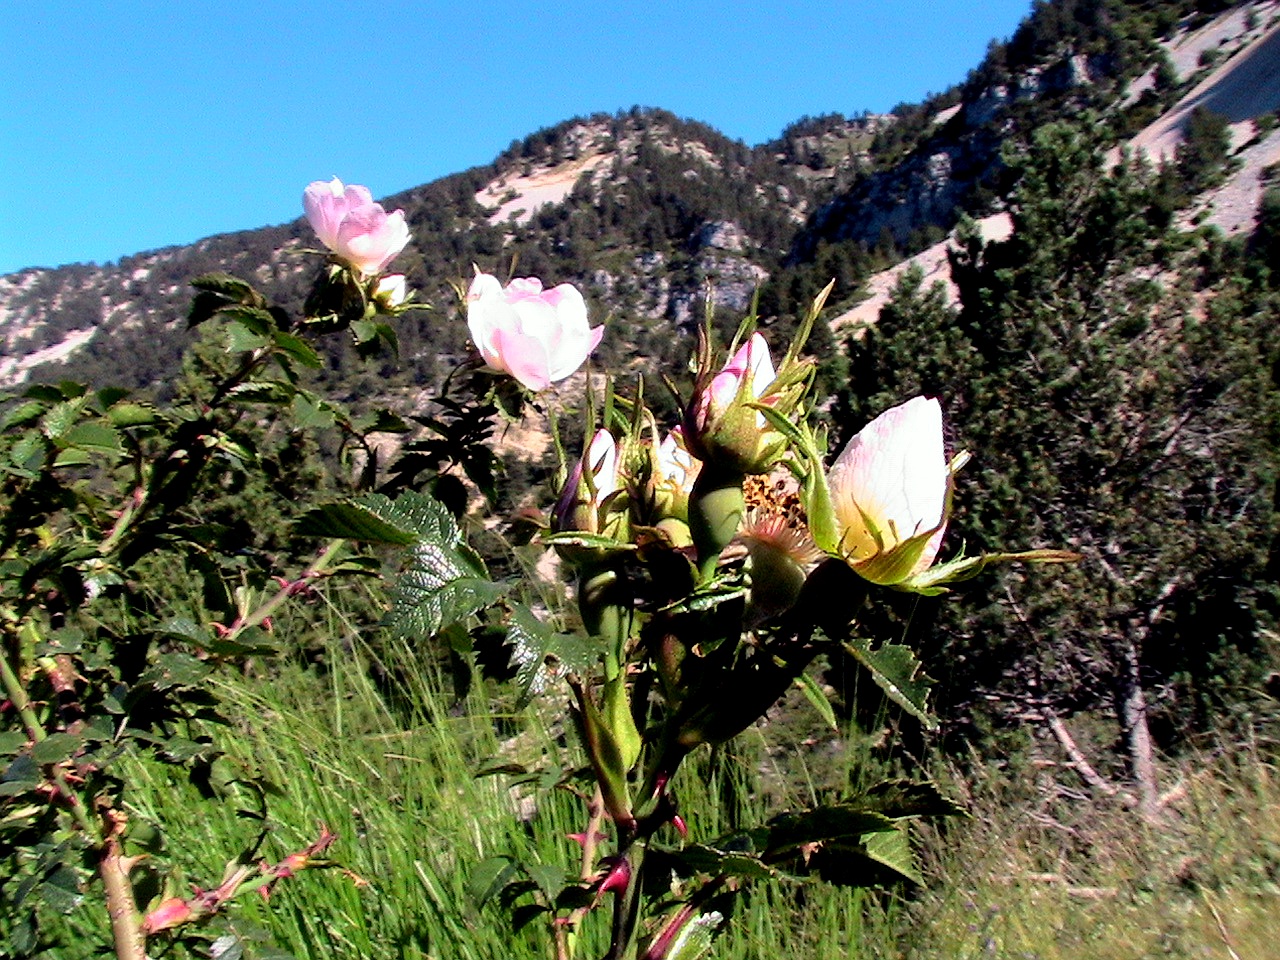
[[0, 179, 1075, 960]]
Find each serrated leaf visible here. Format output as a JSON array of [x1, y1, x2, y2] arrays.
[[140, 651, 211, 689], [273, 331, 322, 369], [157, 616, 211, 645], [675, 844, 779, 881], [9, 431, 45, 472], [357, 408, 411, 434], [40, 866, 84, 914], [381, 493, 506, 639], [226, 381, 295, 404], [861, 825, 921, 885], [227, 323, 271, 353], [40, 397, 88, 441], [2, 399, 47, 430], [191, 272, 256, 299], [467, 856, 517, 909], [295, 502, 419, 545], [32, 733, 83, 765], [842, 637, 936, 728], [219, 305, 276, 333], [764, 804, 896, 853], [539, 531, 636, 553], [52, 448, 93, 467], [0, 731, 27, 755], [106, 401, 161, 427], [506, 605, 558, 706], [63, 421, 122, 453], [365, 491, 461, 542], [525, 862, 565, 902], [473, 759, 529, 779], [291, 393, 336, 430]]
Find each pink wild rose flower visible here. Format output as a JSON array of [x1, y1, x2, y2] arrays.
[[303, 177, 410, 276], [467, 272, 603, 391]]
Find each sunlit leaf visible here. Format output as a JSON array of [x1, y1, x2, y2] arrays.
[[842, 637, 936, 728]]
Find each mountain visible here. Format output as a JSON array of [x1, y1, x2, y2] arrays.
[[2, 0, 1276, 397]]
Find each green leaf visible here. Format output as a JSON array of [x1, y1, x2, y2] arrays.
[[157, 616, 211, 645], [273, 331, 322, 369], [473, 759, 529, 779], [355, 408, 411, 434], [2, 399, 48, 431], [227, 323, 271, 353], [225, 381, 295, 405], [505, 605, 558, 707], [291, 393, 337, 430], [540, 531, 637, 553], [295, 502, 420, 545], [40, 397, 88, 441], [191, 272, 256, 300], [842, 637, 936, 728], [106, 401, 161, 427], [525, 862, 565, 902], [764, 804, 896, 853], [139, 651, 211, 690], [390, 544, 506, 641], [219, 305, 277, 333], [63, 421, 122, 453], [467, 856, 517, 909], [860, 825, 921, 885], [8, 431, 45, 472], [32, 733, 83, 765], [0, 731, 26, 755], [666, 911, 724, 960], [795, 672, 838, 732], [40, 866, 84, 914], [505, 604, 601, 706], [380, 493, 507, 640], [675, 844, 779, 881]]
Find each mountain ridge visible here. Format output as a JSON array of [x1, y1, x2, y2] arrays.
[[4, 0, 1278, 394]]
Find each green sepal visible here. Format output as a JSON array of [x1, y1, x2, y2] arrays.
[[896, 548, 1081, 595]]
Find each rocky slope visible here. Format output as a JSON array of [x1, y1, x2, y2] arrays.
[[3, 1, 1277, 393]]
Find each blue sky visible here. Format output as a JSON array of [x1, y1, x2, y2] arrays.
[[0, 1, 1033, 275]]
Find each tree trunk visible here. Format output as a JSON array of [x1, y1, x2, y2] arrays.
[[1115, 631, 1159, 821]]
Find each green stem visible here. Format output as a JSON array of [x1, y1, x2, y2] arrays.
[[605, 843, 647, 960], [2, 626, 101, 842], [0, 637, 43, 746], [226, 538, 346, 641]]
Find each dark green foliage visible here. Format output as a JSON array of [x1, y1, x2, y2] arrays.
[[841, 120, 1280, 750], [1176, 105, 1233, 193]]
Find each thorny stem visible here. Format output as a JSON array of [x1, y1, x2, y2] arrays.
[[99, 808, 146, 960], [605, 843, 646, 960], [1, 625, 101, 842], [0, 633, 42, 745], [223, 538, 346, 641]]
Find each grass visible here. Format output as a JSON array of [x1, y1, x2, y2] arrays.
[[897, 739, 1280, 959], [32, 589, 1280, 960]]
